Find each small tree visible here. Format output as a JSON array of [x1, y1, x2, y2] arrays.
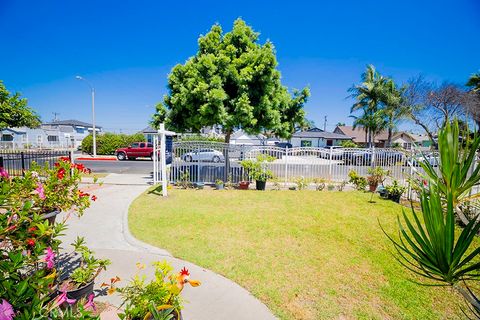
[[0, 81, 40, 129], [153, 18, 309, 142]]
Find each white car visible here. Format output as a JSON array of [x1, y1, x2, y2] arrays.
[[407, 153, 439, 167], [181, 149, 225, 163], [319, 146, 344, 159]]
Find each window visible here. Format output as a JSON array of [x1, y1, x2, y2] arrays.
[[403, 142, 412, 149], [37, 135, 43, 143], [301, 140, 312, 147], [147, 143, 153, 148], [1, 134, 13, 142], [131, 143, 139, 148], [47, 136, 59, 142], [22, 134, 27, 142]]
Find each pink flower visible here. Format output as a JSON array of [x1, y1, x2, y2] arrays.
[[35, 182, 45, 200], [84, 293, 96, 311], [0, 167, 9, 180], [50, 291, 76, 309], [44, 247, 55, 269], [0, 299, 14, 320]]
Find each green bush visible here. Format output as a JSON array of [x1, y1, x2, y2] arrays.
[[81, 132, 146, 155], [341, 140, 358, 148]]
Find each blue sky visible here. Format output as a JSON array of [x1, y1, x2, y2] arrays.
[[1, 0, 479, 133]]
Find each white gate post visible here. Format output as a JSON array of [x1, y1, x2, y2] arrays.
[[159, 124, 168, 197], [153, 135, 158, 185]]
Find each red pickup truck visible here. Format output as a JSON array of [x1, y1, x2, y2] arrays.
[[115, 142, 154, 160]]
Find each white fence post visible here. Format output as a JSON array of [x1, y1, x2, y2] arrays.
[[328, 146, 333, 179], [284, 146, 289, 187]]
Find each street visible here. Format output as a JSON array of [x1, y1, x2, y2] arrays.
[[76, 159, 153, 174]]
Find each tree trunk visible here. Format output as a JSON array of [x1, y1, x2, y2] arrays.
[[387, 127, 393, 148], [224, 130, 232, 182], [364, 129, 368, 148]]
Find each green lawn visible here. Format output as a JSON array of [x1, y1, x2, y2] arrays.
[[129, 189, 469, 320]]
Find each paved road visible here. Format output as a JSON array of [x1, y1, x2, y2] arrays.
[[76, 159, 153, 174]]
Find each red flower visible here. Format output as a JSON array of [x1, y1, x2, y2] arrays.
[[28, 226, 37, 233], [91, 195, 97, 201], [78, 190, 90, 198], [59, 156, 71, 163], [180, 267, 190, 277], [57, 168, 66, 179], [26, 238, 36, 247]]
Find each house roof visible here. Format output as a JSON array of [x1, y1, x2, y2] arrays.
[[42, 120, 102, 128], [292, 127, 351, 140], [230, 129, 265, 141], [141, 126, 157, 134], [335, 126, 388, 143]]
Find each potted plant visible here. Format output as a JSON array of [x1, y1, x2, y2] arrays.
[[347, 170, 368, 191], [4, 157, 95, 224], [238, 181, 250, 190], [215, 179, 224, 190], [116, 261, 201, 320], [384, 180, 406, 203], [366, 167, 388, 192], [0, 167, 100, 319], [240, 154, 275, 191], [58, 237, 110, 300]]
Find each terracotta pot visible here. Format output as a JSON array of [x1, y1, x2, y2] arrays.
[[238, 181, 250, 190]]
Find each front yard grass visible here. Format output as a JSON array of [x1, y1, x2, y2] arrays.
[[129, 189, 469, 320]]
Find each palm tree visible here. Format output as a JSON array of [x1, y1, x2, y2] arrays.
[[348, 65, 387, 147], [380, 79, 410, 147]]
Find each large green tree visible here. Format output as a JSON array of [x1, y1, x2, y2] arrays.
[[152, 18, 309, 142], [380, 79, 409, 147], [0, 81, 40, 129]]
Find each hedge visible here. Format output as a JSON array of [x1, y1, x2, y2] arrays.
[[81, 132, 146, 155]]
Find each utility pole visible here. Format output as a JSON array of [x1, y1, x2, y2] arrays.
[[75, 76, 97, 157], [324, 116, 327, 131], [52, 112, 60, 122]]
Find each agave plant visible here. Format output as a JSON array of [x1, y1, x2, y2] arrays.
[[417, 120, 480, 225], [384, 119, 480, 317]]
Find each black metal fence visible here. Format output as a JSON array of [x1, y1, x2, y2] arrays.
[[0, 150, 71, 177]]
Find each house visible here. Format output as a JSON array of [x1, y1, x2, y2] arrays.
[[389, 132, 432, 149], [41, 120, 102, 149], [0, 127, 63, 149], [140, 126, 175, 152], [290, 128, 352, 148], [334, 126, 388, 147], [229, 129, 266, 145]]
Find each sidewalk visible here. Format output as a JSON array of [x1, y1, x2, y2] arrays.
[[60, 174, 276, 320]]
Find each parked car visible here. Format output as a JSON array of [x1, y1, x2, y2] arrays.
[[181, 149, 225, 163], [115, 142, 172, 163], [342, 149, 404, 165], [406, 153, 439, 167], [116, 142, 154, 160], [319, 146, 344, 160], [262, 142, 293, 159]]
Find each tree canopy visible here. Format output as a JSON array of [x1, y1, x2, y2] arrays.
[[152, 18, 310, 142], [0, 81, 40, 129]]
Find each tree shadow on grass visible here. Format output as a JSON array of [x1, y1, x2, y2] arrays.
[[147, 185, 163, 196]]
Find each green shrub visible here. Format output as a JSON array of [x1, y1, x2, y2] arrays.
[[340, 140, 357, 148], [348, 170, 367, 191], [81, 132, 145, 155]]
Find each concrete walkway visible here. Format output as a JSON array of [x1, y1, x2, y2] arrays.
[[60, 174, 276, 320]]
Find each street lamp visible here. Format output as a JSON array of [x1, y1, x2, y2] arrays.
[[75, 76, 97, 157]]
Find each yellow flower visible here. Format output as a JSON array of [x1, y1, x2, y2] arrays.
[[136, 262, 146, 270], [107, 287, 116, 295]]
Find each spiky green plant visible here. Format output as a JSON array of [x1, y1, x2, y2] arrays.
[[384, 119, 480, 317], [418, 120, 480, 225]]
